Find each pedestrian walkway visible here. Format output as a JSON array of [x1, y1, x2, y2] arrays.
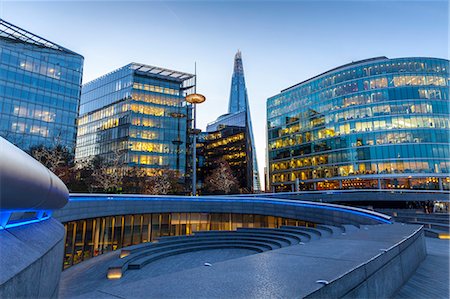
[[393, 237, 449, 299]]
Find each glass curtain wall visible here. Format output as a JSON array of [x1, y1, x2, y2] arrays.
[[267, 57, 450, 192], [0, 19, 83, 152]]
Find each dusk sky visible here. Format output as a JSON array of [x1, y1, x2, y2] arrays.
[[2, 0, 448, 186]]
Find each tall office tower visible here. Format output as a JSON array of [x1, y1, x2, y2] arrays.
[[206, 51, 261, 192], [0, 19, 84, 152], [267, 57, 449, 193], [75, 63, 195, 177], [197, 126, 249, 194]]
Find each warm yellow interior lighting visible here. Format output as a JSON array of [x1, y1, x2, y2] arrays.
[[107, 268, 123, 280], [438, 234, 450, 240], [120, 250, 130, 258]]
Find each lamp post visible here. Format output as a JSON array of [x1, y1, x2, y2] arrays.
[[186, 93, 206, 196], [170, 112, 186, 175]]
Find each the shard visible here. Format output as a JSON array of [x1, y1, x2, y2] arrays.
[[207, 51, 261, 191]]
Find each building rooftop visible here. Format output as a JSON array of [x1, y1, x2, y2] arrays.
[[281, 56, 388, 93], [83, 62, 195, 87], [0, 18, 82, 57], [130, 63, 194, 81]]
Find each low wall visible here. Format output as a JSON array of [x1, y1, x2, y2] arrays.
[[0, 219, 65, 299], [256, 190, 449, 203], [304, 226, 427, 298], [54, 195, 392, 225]]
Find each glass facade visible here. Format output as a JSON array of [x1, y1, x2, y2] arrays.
[[0, 19, 84, 152], [198, 126, 252, 192], [267, 57, 450, 192], [62, 212, 316, 268], [75, 63, 195, 176], [206, 51, 261, 191]]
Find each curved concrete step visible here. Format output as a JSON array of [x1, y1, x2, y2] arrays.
[[316, 224, 345, 235], [128, 243, 267, 270], [235, 228, 309, 242], [158, 235, 287, 248], [194, 229, 304, 243], [159, 232, 295, 245], [108, 239, 277, 279], [118, 235, 282, 263], [342, 224, 360, 233], [396, 216, 450, 225], [424, 228, 450, 239], [406, 221, 449, 231], [279, 226, 323, 240], [187, 232, 294, 246], [125, 239, 276, 269]]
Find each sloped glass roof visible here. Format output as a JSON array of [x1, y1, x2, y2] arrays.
[[0, 18, 81, 56], [130, 63, 194, 81]]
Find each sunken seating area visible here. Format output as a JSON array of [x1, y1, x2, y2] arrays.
[[106, 224, 348, 279]]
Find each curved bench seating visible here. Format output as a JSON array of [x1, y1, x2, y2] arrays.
[[108, 238, 282, 279], [188, 232, 295, 246], [395, 215, 450, 224], [315, 224, 345, 235], [158, 232, 295, 246], [404, 220, 449, 231], [381, 211, 449, 239], [127, 242, 270, 270], [107, 224, 364, 280], [120, 231, 288, 258], [120, 235, 283, 259], [193, 230, 301, 244], [341, 224, 360, 233], [237, 228, 312, 242], [279, 226, 324, 239]]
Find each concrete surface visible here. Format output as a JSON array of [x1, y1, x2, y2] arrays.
[[59, 223, 423, 299], [0, 218, 65, 298], [393, 237, 449, 299]]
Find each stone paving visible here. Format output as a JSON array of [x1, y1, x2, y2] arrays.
[[393, 238, 449, 299], [59, 248, 256, 298], [59, 223, 423, 299]]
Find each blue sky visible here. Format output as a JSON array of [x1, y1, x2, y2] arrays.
[[2, 0, 448, 187]]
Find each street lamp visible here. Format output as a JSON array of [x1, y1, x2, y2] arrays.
[[170, 112, 186, 175], [186, 93, 206, 196]]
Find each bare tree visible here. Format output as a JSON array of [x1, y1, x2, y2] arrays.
[[31, 145, 69, 173], [91, 149, 126, 193], [140, 169, 172, 195], [204, 160, 239, 194]]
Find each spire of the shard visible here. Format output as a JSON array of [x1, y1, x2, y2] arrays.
[[228, 50, 249, 114], [227, 50, 261, 191]]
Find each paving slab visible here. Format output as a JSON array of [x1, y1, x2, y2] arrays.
[[59, 223, 424, 299], [393, 238, 449, 299]]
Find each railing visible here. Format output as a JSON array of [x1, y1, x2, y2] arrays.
[[0, 137, 69, 229]]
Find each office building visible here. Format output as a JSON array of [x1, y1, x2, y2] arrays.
[[198, 125, 252, 193], [0, 19, 84, 152], [267, 57, 449, 192], [75, 63, 195, 176]]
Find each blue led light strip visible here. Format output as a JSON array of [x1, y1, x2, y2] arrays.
[[0, 211, 52, 230]]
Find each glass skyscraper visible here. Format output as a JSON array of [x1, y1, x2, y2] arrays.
[[267, 57, 449, 192], [75, 63, 195, 176], [0, 19, 84, 152], [207, 51, 261, 191]]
